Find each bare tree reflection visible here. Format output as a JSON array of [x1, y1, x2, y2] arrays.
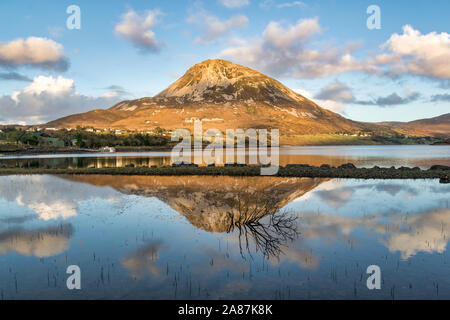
[[225, 191, 299, 260]]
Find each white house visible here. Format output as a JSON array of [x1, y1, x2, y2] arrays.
[[100, 146, 116, 153]]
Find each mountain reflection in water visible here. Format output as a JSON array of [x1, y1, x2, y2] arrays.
[[0, 175, 449, 299]]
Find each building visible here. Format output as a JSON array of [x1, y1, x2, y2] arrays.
[[100, 146, 116, 153]]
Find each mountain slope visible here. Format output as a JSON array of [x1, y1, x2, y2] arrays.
[[46, 59, 371, 138]]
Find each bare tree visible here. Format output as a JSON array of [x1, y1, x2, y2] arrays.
[[226, 190, 299, 260]]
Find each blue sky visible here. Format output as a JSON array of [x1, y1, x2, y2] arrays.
[[0, 0, 449, 124]]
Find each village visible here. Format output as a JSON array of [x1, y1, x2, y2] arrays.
[[0, 125, 171, 152]]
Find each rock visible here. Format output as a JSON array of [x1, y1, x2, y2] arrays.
[[412, 167, 421, 171], [224, 163, 245, 167], [125, 164, 135, 168], [398, 166, 411, 171], [208, 163, 216, 167], [173, 162, 197, 167], [440, 176, 450, 184], [286, 164, 311, 169], [338, 163, 356, 169], [430, 165, 450, 171], [151, 165, 157, 168], [372, 166, 381, 170], [182, 162, 196, 167], [183, 163, 198, 167], [320, 164, 331, 169]]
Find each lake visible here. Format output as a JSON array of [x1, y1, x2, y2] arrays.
[[1, 145, 450, 169], [0, 174, 449, 299]]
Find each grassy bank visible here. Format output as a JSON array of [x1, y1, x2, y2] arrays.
[[280, 134, 441, 146], [0, 164, 448, 181]]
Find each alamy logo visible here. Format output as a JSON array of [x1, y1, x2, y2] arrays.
[[66, 5, 81, 30], [366, 265, 381, 290], [66, 265, 81, 290], [171, 120, 279, 175], [367, 5, 381, 30]]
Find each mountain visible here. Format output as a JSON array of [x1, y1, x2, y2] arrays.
[[46, 59, 374, 140], [379, 113, 450, 138], [44, 59, 449, 141]]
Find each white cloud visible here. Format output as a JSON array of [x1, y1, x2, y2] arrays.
[[293, 180, 343, 202], [355, 89, 421, 107], [220, 18, 372, 78], [122, 241, 164, 279], [384, 209, 450, 259], [25, 200, 77, 221], [277, 1, 305, 8], [293, 87, 346, 113], [310, 80, 354, 112], [0, 225, 73, 258], [311, 81, 421, 110], [0, 76, 122, 124], [374, 25, 450, 79], [0, 175, 119, 221], [115, 9, 164, 53], [314, 99, 346, 113], [0, 37, 69, 71], [101, 91, 121, 99], [103, 85, 130, 98], [21, 75, 74, 96], [221, 20, 449, 81], [315, 80, 354, 103], [187, 11, 248, 44], [291, 207, 450, 261], [220, 0, 250, 8]]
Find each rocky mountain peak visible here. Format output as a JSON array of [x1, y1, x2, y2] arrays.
[[155, 59, 306, 104]]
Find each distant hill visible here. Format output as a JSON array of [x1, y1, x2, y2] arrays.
[[380, 113, 450, 138]]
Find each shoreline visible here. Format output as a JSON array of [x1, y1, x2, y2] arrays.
[[0, 164, 448, 182], [1, 143, 449, 158], [0, 146, 176, 157]]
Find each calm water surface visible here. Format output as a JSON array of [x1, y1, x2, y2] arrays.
[[1, 145, 449, 169], [0, 174, 449, 299]]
